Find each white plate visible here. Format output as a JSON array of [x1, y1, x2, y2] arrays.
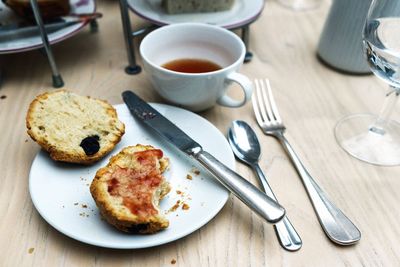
[[29, 103, 235, 249], [128, 0, 264, 29], [0, 0, 95, 54]]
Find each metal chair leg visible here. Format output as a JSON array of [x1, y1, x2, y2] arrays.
[[30, 0, 64, 88], [90, 19, 99, 33], [118, 0, 141, 75], [0, 68, 3, 90], [241, 25, 253, 63]]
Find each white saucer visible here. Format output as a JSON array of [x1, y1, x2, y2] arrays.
[[127, 0, 264, 29], [0, 0, 95, 54]]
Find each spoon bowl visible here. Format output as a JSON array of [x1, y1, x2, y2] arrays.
[[228, 120, 261, 166]]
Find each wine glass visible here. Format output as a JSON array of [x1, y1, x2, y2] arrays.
[[335, 0, 400, 166], [276, 0, 321, 11]]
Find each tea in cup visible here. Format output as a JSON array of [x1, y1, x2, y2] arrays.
[[139, 23, 252, 112]]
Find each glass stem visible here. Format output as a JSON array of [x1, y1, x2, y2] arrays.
[[370, 85, 400, 135]]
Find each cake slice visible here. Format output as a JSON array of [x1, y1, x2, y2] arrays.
[[90, 145, 171, 234], [162, 0, 234, 14]]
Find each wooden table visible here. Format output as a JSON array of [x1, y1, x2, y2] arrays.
[[1, 0, 400, 266]]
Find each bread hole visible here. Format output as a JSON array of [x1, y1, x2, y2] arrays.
[[38, 126, 45, 131], [101, 130, 109, 136]]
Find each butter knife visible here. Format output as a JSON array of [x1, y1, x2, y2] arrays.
[[122, 90, 286, 224], [0, 13, 102, 39]]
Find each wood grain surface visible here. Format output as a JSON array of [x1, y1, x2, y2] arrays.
[[1, 0, 400, 266]]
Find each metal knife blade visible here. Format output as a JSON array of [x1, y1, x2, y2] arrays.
[[122, 90, 286, 224]]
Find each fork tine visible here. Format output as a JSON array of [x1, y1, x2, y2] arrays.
[[264, 79, 282, 123], [259, 79, 275, 122], [254, 79, 270, 123], [252, 89, 264, 127]]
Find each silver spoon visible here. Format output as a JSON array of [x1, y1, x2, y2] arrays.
[[228, 120, 302, 251]]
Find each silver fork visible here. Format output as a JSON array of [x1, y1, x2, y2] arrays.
[[252, 78, 361, 245]]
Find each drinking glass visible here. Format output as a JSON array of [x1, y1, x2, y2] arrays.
[[335, 0, 400, 166]]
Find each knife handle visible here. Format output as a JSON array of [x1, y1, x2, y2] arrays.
[[195, 151, 285, 223]]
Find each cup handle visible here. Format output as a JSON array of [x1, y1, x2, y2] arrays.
[[217, 72, 253, 108]]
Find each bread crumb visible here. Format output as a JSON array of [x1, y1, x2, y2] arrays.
[[25, 139, 28, 143], [171, 259, 176, 264], [186, 174, 192, 180], [168, 200, 181, 212], [74, 202, 78, 206], [176, 190, 182, 195], [182, 203, 190, 210], [82, 204, 87, 208], [0, 95, 7, 100], [28, 248, 34, 254], [191, 167, 200, 175]]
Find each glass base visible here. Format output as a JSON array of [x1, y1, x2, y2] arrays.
[[277, 0, 321, 11], [335, 114, 400, 166]]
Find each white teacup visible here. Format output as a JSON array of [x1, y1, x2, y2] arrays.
[[140, 23, 253, 112]]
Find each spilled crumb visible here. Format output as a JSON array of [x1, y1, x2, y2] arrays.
[[25, 139, 28, 143], [82, 204, 87, 208], [186, 174, 192, 180], [74, 202, 78, 206], [79, 212, 89, 217], [28, 248, 34, 254], [168, 200, 181, 212], [0, 95, 7, 100], [166, 188, 192, 214], [191, 167, 200, 175], [171, 259, 176, 264]]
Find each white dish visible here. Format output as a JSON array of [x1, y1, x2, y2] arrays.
[[0, 0, 95, 54], [128, 0, 264, 29], [29, 103, 234, 249]]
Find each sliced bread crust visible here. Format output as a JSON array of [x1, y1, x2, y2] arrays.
[[26, 90, 125, 164], [90, 145, 171, 234]]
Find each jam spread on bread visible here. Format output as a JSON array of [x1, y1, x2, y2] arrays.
[[90, 145, 170, 233], [107, 149, 164, 217]]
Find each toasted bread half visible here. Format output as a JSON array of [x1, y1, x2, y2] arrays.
[[26, 90, 125, 164], [90, 145, 171, 234], [2, 0, 70, 20]]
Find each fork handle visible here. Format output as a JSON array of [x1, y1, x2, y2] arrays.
[[276, 133, 361, 245]]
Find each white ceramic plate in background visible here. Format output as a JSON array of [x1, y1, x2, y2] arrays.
[[29, 103, 235, 249], [128, 0, 264, 29], [0, 0, 95, 54]]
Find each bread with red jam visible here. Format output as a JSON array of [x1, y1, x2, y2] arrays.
[[26, 90, 125, 164], [90, 145, 171, 234], [2, 0, 70, 20]]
